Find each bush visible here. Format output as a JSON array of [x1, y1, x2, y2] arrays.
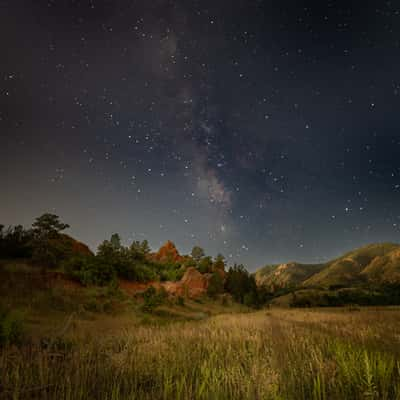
[[141, 287, 167, 313], [0, 225, 33, 259], [0, 308, 24, 346], [159, 267, 184, 282], [290, 292, 312, 307], [118, 262, 158, 282], [63, 255, 90, 278], [176, 296, 185, 306], [243, 291, 260, 308], [63, 255, 116, 286], [97, 237, 158, 283], [197, 256, 213, 274], [81, 260, 116, 286]]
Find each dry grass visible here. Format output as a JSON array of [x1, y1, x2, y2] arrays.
[[1, 308, 400, 399]]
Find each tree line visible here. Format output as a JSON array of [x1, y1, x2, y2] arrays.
[[0, 213, 268, 308]]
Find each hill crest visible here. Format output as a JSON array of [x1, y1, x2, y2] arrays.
[[255, 242, 400, 290]]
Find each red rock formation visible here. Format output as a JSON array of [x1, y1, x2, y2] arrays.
[[161, 280, 183, 296], [58, 234, 93, 256], [119, 280, 162, 295], [160, 267, 211, 297], [119, 267, 212, 298], [152, 240, 185, 264], [179, 267, 210, 297]]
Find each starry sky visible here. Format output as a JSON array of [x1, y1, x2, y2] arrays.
[[1, 0, 400, 269]]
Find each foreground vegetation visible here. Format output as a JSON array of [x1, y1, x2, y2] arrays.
[[1, 308, 400, 399]]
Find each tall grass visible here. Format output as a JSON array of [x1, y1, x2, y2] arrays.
[[1, 309, 400, 399]]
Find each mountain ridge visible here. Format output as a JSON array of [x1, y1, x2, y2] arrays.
[[255, 242, 400, 291]]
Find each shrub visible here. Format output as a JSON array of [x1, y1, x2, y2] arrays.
[[63, 255, 90, 279], [63, 255, 116, 286], [197, 256, 213, 274], [141, 287, 167, 313], [159, 267, 184, 282], [119, 263, 158, 282], [0, 225, 33, 259], [80, 260, 116, 286], [176, 296, 185, 306], [0, 308, 24, 346], [243, 291, 260, 308], [97, 237, 158, 282]]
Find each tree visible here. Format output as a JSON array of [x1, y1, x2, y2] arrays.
[[225, 264, 259, 306], [191, 246, 205, 262], [97, 235, 157, 282], [197, 256, 213, 274], [64, 255, 116, 286], [129, 240, 151, 259], [31, 214, 70, 268], [140, 240, 151, 255], [213, 254, 226, 272], [97, 239, 117, 263], [32, 213, 69, 239], [110, 233, 122, 249], [97, 235, 126, 271], [207, 272, 224, 298]]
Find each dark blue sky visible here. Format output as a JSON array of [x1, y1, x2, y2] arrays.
[[1, 0, 400, 269]]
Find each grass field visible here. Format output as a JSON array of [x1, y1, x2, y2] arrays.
[[2, 307, 400, 399]]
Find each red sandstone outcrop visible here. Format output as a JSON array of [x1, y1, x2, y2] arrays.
[[119, 280, 162, 295], [119, 267, 213, 298], [178, 267, 211, 297], [161, 267, 212, 297], [151, 240, 186, 264]]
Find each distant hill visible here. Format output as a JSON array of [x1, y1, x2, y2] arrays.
[[255, 262, 325, 290], [256, 243, 400, 291]]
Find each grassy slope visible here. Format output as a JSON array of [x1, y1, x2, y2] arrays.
[[305, 242, 400, 287], [0, 259, 249, 339]]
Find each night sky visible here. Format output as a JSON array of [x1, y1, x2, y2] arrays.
[[2, 1, 400, 269]]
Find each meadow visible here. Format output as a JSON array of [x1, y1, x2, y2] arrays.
[[2, 307, 400, 400]]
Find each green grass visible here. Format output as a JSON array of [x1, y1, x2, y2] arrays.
[[2, 260, 400, 399], [2, 308, 400, 399]]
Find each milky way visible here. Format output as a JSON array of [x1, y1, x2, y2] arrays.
[[2, 1, 400, 269]]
